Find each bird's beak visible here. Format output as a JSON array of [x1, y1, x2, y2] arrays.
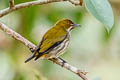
[[72, 24, 81, 27]]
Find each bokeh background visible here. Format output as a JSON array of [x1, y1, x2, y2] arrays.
[[0, 0, 120, 80]]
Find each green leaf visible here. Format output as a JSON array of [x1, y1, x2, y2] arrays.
[[84, 0, 114, 32]]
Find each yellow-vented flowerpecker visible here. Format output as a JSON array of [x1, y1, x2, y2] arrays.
[[25, 19, 80, 63]]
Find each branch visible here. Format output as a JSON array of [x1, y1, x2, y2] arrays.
[[0, 22, 88, 80], [69, 0, 83, 6], [0, 22, 36, 51], [9, 0, 14, 9], [0, 0, 82, 18]]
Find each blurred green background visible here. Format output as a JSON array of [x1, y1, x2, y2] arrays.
[[0, 0, 120, 80]]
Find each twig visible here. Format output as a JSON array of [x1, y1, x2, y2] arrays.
[[68, 0, 83, 6], [0, 0, 61, 18], [80, 0, 83, 6], [0, 22, 36, 51], [0, 22, 88, 80], [9, 0, 14, 9], [49, 58, 88, 80], [0, 0, 82, 18]]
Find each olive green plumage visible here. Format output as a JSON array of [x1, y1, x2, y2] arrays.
[[39, 25, 67, 53], [25, 19, 79, 63]]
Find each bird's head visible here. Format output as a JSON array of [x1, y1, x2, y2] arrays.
[[55, 19, 80, 31]]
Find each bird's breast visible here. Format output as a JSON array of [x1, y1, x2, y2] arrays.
[[55, 36, 70, 56]]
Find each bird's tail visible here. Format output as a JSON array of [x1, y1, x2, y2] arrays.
[[34, 52, 44, 61], [24, 54, 35, 63], [25, 48, 45, 63], [25, 47, 40, 63]]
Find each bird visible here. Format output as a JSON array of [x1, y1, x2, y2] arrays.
[[25, 19, 80, 63]]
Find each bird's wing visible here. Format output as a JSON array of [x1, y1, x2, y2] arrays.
[[38, 27, 67, 54]]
